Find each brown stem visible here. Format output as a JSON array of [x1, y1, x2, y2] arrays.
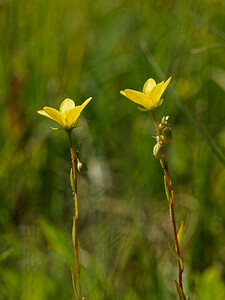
[[163, 163, 183, 289], [151, 111, 183, 290], [68, 130, 81, 300]]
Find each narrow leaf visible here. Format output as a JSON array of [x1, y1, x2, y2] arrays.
[[71, 266, 78, 298], [174, 280, 186, 300], [177, 221, 184, 248], [164, 175, 171, 202], [75, 276, 80, 299], [169, 201, 173, 222], [72, 216, 76, 249], [179, 257, 183, 272], [71, 266, 80, 299], [168, 242, 177, 257], [70, 168, 75, 192], [168, 242, 183, 271]]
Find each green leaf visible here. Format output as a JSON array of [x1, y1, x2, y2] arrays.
[[70, 168, 75, 192], [164, 175, 171, 202], [168, 242, 183, 271], [71, 266, 80, 299], [174, 280, 186, 300], [72, 216, 76, 249], [177, 221, 184, 248], [141, 42, 225, 167], [169, 196, 174, 222], [71, 266, 78, 298]]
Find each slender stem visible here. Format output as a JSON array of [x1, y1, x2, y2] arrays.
[[151, 110, 160, 136], [68, 130, 81, 300], [162, 160, 183, 288], [151, 111, 183, 290]]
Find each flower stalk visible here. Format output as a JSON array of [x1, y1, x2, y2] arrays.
[[68, 129, 81, 300], [151, 110, 186, 299], [37, 97, 91, 299], [120, 76, 188, 298]]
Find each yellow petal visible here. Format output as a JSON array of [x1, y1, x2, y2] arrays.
[[156, 98, 164, 107], [81, 97, 92, 109], [67, 97, 92, 126], [66, 107, 83, 126], [120, 89, 149, 108], [143, 78, 156, 94], [150, 81, 164, 104], [37, 110, 54, 120], [162, 76, 172, 94], [43, 107, 65, 127], [59, 98, 75, 113]]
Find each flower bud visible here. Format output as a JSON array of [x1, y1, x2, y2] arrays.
[[153, 143, 164, 160], [162, 126, 172, 144], [77, 161, 88, 174], [161, 116, 169, 126]]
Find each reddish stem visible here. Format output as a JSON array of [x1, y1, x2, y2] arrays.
[[151, 111, 183, 290]]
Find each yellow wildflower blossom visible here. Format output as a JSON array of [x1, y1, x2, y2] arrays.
[[120, 77, 171, 111], [37, 97, 92, 130]]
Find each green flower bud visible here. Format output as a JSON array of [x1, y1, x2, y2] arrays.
[[162, 126, 172, 144], [77, 161, 88, 174], [153, 143, 164, 160]]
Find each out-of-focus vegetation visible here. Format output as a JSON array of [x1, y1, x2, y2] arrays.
[[1, 0, 225, 299]]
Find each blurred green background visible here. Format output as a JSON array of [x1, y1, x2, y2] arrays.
[[1, 0, 225, 299]]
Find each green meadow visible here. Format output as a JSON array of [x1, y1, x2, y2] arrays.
[[0, 0, 225, 299]]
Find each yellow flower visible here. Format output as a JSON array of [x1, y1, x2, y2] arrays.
[[37, 97, 92, 130], [120, 77, 171, 111]]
